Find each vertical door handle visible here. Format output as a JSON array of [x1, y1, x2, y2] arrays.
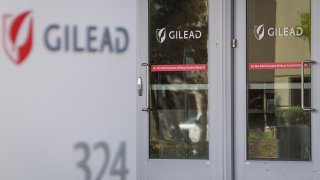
[[301, 60, 316, 111], [141, 63, 151, 112]]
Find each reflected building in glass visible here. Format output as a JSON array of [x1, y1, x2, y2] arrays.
[[247, 0, 311, 160]]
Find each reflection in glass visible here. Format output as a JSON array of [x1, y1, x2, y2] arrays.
[[149, 0, 209, 159], [247, 0, 311, 160]]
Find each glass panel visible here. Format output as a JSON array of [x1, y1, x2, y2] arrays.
[[149, 0, 209, 159], [247, 0, 311, 160]]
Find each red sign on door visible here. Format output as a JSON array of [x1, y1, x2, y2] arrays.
[[249, 62, 309, 70], [151, 64, 207, 72]]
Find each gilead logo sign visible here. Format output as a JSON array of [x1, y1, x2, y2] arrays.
[[254, 24, 304, 40], [156, 27, 202, 43], [156, 28, 166, 43], [44, 25, 129, 53], [3, 10, 33, 65], [2, 10, 130, 65]]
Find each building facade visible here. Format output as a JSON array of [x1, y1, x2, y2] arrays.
[[0, 0, 319, 180]]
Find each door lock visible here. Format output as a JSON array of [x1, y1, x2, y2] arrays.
[[137, 77, 143, 96]]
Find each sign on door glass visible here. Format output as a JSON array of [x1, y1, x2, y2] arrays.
[[148, 0, 209, 159], [247, 0, 311, 161]]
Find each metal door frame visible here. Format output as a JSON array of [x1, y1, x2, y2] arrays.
[[138, 0, 320, 179], [234, 0, 320, 179], [137, 0, 234, 180]]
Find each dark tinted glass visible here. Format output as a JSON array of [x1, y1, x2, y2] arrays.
[[149, 0, 209, 159]]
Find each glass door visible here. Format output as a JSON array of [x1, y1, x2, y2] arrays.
[[234, 0, 320, 179], [148, 0, 209, 160], [137, 0, 226, 179], [146, 1, 212, 179]]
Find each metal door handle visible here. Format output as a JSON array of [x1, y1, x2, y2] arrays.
[[141, 63, 151, 112], [301, 60, 316, 111], [137, 77, 143, 96]]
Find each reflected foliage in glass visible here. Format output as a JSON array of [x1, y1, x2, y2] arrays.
[[149, 0, 209, 159], [247, 0, 311, 160]]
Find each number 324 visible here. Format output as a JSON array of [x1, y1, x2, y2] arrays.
[[74, 141, 129, 180]]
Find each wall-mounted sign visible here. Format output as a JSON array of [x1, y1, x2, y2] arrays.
[[2, 9, 130, 65], [3, 10, 33, 65], [44, 25, 129, 53]]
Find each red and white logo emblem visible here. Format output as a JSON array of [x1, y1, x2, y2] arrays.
[[3, 10, 33, 65]]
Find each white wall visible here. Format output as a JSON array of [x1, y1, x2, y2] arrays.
[[0, 1, 137, 180]]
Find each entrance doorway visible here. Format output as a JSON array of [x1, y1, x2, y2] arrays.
[[138, 0, 320, 179]]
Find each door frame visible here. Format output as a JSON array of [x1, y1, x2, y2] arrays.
[[137, 0, 320, 179], [234, 0, 320, 179], [137, 0, 234, 180]]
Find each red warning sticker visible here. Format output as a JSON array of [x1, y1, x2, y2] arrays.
[[249, 62, 309, 70], [151, 64, 207, 72]]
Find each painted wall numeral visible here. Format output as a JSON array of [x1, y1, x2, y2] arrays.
[[74, 141, 129, 180]]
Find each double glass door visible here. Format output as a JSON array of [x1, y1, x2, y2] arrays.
[[138, 0, 320, 179]]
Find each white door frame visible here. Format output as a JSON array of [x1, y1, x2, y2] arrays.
[[136, 0, 233, 180]]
